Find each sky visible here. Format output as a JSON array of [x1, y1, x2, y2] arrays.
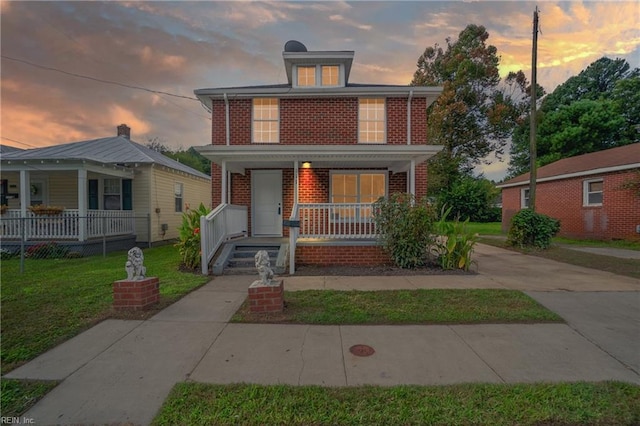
[[1, 1, 639, 182]]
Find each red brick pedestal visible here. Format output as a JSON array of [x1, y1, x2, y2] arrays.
[[113, 277, 160, 311], [248, 280, 284, 313]]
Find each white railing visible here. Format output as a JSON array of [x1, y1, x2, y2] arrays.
[[0, 209, 135, 240], [200, 203, 248, 275], [298, 203, 377, 239]]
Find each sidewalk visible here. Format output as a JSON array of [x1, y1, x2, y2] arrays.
[[6, 244, 640, 425]]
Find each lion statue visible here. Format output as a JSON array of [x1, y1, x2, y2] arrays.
[[125, 247, 147, 281], [254, 250, 274, 285]]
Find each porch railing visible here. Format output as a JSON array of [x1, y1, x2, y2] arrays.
[[200, 203, 248, 275], [298, 203, 378, 239], [288, 203, 300, 275], [1, 209, 135, 240]]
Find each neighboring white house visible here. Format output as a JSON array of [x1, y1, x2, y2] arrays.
[[0, 124, 211, 252]]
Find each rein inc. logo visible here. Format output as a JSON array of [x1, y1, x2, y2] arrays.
[[1, 417, 35, 425]]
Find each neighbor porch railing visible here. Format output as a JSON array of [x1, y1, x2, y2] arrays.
[[298, 203, 378, 239], [1, 209, 136, 240], [200, 203, 248, 275]]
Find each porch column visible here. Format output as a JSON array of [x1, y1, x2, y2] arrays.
[[409, 160, 416, 197], [78, 168, 87, 241], [19, 170, 30, 217], [293, 160, 299, 205], [221, 160, 227, 204]]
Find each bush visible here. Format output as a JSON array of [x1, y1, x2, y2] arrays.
[[431, 207, 478, 271], [436, 176, 500, 223], [175, 203, 211, 270], [0, 248, 14, 260], [507, 209, 560, 249], [25, 242, 69, 259], [372, 193, 436, 268]]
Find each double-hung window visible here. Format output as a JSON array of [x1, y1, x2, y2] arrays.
[[297, 66, 316, 86], [521, 187, 530, 209], [104, 179, 121, 210], [321, 65, 339, 86], [583, 179, 603, 206], [330, 171, 386, 220], [359, 98, 385, 143], [253, 98, 279, 143], [174, 182, 183, 213]]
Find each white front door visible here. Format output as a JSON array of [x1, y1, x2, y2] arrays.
[[252, 170, 283, 236]]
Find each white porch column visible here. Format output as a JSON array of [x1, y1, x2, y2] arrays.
[[409, 160, 416, 197], [78, 168, 87, 241], [221, 160, 227, 204], [19, 170, 30, 217], [293, 160, 299, 205]]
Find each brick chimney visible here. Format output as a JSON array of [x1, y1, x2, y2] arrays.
[[117, 124, 131, 139]]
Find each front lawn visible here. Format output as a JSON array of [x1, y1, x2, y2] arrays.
[[153, 382, 640, 426], [1, 245, 209, 375], [231, 289, 562, 325]]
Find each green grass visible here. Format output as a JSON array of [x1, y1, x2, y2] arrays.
[[231, 289, 562, 325], [479, 238, 640, 279], [553, 236, 640, 251], [1, 245, 209, 375], [152, 382, 640, 426], [464, 221, 504, 236], [1, 379, 58, 418]]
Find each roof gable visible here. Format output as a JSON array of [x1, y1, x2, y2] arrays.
[[499, 143, 640, 187]]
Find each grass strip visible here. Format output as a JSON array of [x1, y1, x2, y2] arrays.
[[1, 245, 208, 375], [0, 379, 58, 418], [152, 382, 640, 426], [231, 289, 562, 325]]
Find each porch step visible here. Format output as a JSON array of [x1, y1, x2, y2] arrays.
[[218, 243, 285, 276]]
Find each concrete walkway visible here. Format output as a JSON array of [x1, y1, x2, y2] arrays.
[[6, 244, 640, 425]]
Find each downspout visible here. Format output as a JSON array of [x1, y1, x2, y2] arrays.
[[223, 93, 230, 146], [407, 89, 413, 145]]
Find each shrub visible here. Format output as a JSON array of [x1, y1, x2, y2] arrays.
[[25, 242, 69, 259], [507, 209, 561, 249], [431, 207, 478, 271], [0, 248, 14, 260], [175, 203, 211, 270], [436, 176, 500, 223], [372, 193, 436, 268]]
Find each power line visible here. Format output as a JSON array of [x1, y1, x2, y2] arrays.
[[2, 55, 199, 101], [0, 136, 38, 148]]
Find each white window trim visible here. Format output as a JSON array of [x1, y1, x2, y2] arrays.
[[358, 98, 387, 144], [583, 178, 603, 207], [520, 187, 530, 209], [174, 182, 184, 213], [329, 170, 388, 222], [251, 98, 280, 144], [103, 178, 122, 210]]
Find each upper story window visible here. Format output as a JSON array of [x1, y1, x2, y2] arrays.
[[252, 98, 279, 143], [583, 179, 603, 206], [297, 66, 316, 86], [294, 65, 342, 87], [521, 187, 530, 208], [359, 98, 386, 143], [321, 65, 339, 86]]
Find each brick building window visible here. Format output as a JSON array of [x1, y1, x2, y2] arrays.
[[321, 65, 339, 86], [359, 98, 385, 143], [330, 171, 386, 220], [583, 179, 603, 206], [252, 98, 279, 143], [174, 182, 183, 212], [520, 187, 530, 208], [297, 66, 316, 86]]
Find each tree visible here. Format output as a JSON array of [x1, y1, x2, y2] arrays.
[[508, 57, 639, 177], [412, 24, 531, 193], [435, 176, 500, 223], [146, 139, 211, 175]]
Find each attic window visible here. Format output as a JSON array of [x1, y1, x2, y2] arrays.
[[294, 65, 342, 87], [297, 66, 316, 86], [321, 66, 339, 86]]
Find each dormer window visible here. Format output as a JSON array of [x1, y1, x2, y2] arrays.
[[293, 65, 342, 88]]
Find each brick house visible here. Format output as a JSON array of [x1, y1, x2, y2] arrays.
[[498, 143, 640, 241], [194, 41, 443, 274]]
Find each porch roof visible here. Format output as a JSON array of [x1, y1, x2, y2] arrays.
[[195, 144, 444, 173]]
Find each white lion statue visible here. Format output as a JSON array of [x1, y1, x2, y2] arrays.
[[255, 250, 274, 285], [125, 247, 147, 281]]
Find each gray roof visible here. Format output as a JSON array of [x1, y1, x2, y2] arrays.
[[0, 144, 24, 155], [1, 136, 210, 180]]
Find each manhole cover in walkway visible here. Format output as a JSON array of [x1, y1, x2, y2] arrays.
[[349, 344, 375, 357]]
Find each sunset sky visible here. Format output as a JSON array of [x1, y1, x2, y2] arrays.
[[1, 1, 639, 181]]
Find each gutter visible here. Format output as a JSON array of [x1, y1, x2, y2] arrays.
[[224, 93, 230, 146], [407, 89, 413, 145]]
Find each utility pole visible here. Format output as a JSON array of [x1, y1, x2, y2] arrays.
[[529, 6, 539, 211]]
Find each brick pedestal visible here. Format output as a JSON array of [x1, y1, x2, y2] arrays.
[[248, 280, 284, 313], [113, 277, 160, 311]]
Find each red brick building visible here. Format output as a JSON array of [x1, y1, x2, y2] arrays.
[[194, 41, 443, 273], [498, 144, 640, 241]]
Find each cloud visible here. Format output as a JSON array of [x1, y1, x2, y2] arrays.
[[329, 14, 372, 31]]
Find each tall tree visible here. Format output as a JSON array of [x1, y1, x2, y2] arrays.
[[508, 57, 639, 177], [412, 24, 531, 193]]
